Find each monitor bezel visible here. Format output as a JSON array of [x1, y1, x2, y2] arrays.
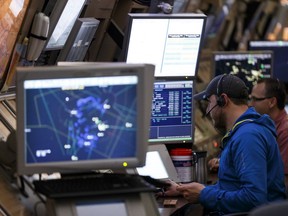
[[121, 13, 207, 79], [16, 63, 155, 175]]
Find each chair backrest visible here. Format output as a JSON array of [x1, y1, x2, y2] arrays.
[[248, 201, 288, 216]]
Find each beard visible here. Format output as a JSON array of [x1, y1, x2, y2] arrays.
[[214, 125, 227, 136], [211, 110, 227, 136]]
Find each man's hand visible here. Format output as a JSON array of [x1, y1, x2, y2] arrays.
[[176, 182, 205, 203], [208, 157, 220, 172], [163, 180, 181, 196]]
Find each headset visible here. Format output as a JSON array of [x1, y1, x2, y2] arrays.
[[216, 74, 228, 107], [205, 74, 228, 116]]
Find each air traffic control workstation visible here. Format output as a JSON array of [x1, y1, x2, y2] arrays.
[[0, 0, 288, 215]]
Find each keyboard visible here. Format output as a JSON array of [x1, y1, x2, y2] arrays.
[[33, 173, 157, 199]]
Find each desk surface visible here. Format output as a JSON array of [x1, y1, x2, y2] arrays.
[[157, 196, 203, 216], [156, 172, 218, 216]]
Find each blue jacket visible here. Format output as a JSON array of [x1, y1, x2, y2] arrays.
[[199, 107, 286, 214]]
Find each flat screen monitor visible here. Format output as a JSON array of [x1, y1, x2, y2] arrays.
[[45, 0, 86, 50], [149, 79, 194, 143], [212, 51, 273, 92], [16, 63, 155, 175], [248, 41, 288, 83], [122, 13, 206, 78]]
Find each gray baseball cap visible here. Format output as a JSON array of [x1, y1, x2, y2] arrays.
[[194, 74, 249, 101]]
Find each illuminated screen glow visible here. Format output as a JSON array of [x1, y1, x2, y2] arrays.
[[149, 80, 194, 143], [136, 151, 169, 179], [124, 13, 206, 77], [249, 41, 288, 83], [24, 76, 138, 164], [213, 51, 273, 92]]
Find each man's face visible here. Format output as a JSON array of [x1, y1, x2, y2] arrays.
[[206, 95, 226, 135], [250, 83, 271, 115]]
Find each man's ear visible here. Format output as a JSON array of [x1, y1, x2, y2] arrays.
[[269, 97, 277, 108], [219, 94, 229, 107]]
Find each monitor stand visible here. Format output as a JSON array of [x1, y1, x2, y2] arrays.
[[45, 192, 160, 216]]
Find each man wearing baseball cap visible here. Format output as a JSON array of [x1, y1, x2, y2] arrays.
[[165, 74, 286, 215]]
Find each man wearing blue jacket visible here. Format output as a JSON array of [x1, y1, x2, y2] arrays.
[[166, 74, 286, 215]]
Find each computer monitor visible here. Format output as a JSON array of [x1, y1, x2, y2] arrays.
[[212, 51, 273, 92], [44, 0, 86, 50], [16, 63, 155, 175], [149, 79, 194, 144], [248, 41, 288, 83], [122, 13, 206, 78]]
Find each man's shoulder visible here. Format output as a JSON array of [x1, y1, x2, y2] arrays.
[[274, 109, 288, 124], [233, 120, 276, 142]]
